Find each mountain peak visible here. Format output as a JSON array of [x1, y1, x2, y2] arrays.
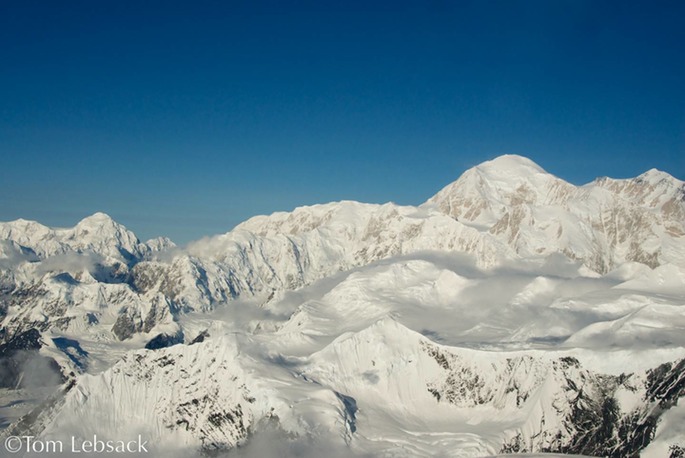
[[473, 154, 547, 177], [636, 168, 682, 186], [77, 212, 116, 226], [423, 154, 573, 227], [71, 213, 146, 261], [74, 212, 128, 234]]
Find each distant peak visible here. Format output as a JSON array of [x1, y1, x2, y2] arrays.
[[78, 212, 115, 224], [75, 212, 123, 231], [636, 168, 681, 185], [5, 218, 47, 227], [475, 154, 547, 174]]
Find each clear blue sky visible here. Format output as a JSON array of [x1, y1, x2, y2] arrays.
[[1, 1, 683, 243]]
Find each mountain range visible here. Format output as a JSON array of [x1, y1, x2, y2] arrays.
[[1, 154, 684, 457]]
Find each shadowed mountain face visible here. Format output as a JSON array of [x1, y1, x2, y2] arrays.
[[1, 155, 684, 457]]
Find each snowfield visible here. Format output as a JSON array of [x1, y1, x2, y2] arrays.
[[1, 155, 684, 457]]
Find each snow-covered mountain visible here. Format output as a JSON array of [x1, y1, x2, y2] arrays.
[[0, 212, 173, 263], [426, 155, 685, 273], [0, 201, 514, 345], [0, 213, 179, 345], [1, 155, 684, 457], [6, 318, 684, 457]]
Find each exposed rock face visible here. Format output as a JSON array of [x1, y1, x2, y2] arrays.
[[498, 357, 685, 457], [144, 331, 184, 350]]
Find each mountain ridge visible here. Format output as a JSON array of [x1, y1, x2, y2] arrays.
[[2, 155, 683, 344], [1, 154, 684, 457]]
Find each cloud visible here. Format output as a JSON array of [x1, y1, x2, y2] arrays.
[[0, 240, 39, 269], [34, 251, 105, 276], [222, 419, 371, 458]]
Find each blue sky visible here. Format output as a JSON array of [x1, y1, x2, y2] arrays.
[[1, 1, 683, 243]]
